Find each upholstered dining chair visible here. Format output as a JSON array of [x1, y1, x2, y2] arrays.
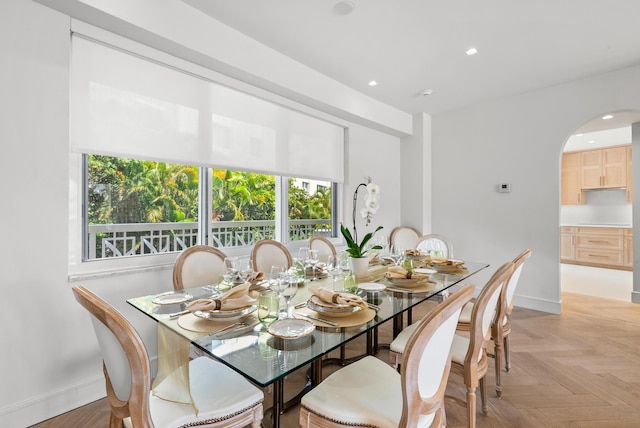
[[416, 234, 454, 258], [456, 249, 532, 397], [309, 235, 337, 263], [172, 245, 228, 291], [389, 226, 421, 250], [250, 239, 293, 274], [389, 262, 513, 428], [72, 285, 264, 428], [299, 284, 475, 428]]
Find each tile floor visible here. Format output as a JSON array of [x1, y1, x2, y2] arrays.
[[560, 262, 633, 302]]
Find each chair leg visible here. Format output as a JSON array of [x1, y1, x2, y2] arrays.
[[466, 386, 477, 428], [494, 337, 503, 398], [480, 376, 489, 415], [504, 335, 511, 372], [109, 413, 124, 428]]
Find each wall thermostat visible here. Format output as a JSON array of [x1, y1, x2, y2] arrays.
[[497, 183, 511, 193]]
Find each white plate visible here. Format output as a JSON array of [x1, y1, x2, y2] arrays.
[[268, 318, 315, 339], [386, 277, 431, 288], [193, 304, 258, 321], [358, 282, 386, 292], [152, 291, 193, 305]]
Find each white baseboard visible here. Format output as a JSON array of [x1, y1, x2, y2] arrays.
[[0, 375, 105, 427], [513, 293, 562, 315]]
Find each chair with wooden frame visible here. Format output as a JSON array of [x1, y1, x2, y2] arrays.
[[72, 285, 263, 428], [250, 239, 293, 274], [388, 262, 513, 428], [456, 249, 532, 397], [299, 284, 475, 428], [309, 235, 337, 264], [416, 234, 454, 258], [389, 226, 421, 251], [172, 245, 228, 291]]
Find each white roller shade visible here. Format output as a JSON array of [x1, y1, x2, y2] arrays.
[[70, 35, 344, 182]]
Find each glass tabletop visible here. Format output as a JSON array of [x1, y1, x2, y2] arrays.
[[127, 260, 488, 387]]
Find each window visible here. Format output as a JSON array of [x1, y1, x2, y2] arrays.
[[85, 158, 335, 261], [70, 27, 345, 272]]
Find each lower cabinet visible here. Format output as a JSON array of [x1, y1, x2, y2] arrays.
[[561, 226, 632, 271]]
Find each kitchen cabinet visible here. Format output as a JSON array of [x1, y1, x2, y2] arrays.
[[561, 153, 583, 205], [625, 229, 633, 267], [627, 145, 632, 203], [560, 227, 576, 261], [581, 146, 627, 189]]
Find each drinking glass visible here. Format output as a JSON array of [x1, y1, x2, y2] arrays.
[[258, 291, 279, 328], [269, 265, 286, 287], [282, 273, 299, 317], [326, 255, 342, 291], [389, 245, 403, 266], [224, 256, 238, 284], [236, 257, 254, 283], [306, 248, 320, 280]]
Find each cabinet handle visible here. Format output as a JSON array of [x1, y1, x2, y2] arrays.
[[587, 240, 610, 244], [588, 254, 608, 258]]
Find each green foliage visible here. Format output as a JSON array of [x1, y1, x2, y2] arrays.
[[340, 223, 383, 258], [88, 155, 332, 225]]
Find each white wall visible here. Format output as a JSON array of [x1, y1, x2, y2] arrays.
[[432, 65, 640, 313], [0, 1, 402, 426]]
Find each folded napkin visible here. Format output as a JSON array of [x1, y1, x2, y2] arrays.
[[232, 271, 265, 284], [308, 285, 368, 309], [305, 263, 325, 276], [424, 256, 464, 267], [405, 249, 421, 257], [385, 266, 430, 280], [187, 283, 257, 312]]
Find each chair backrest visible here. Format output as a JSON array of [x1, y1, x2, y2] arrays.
[[309, 236, 337, 263], [389, 226, 421, 250], [400, 284, 475, 427], [172, 245, 228, 291], [466, 261, 514, 367], [72, 286, 154, 427], [415, 234, 454, 258], [505, 249, 532, 314], [251, 239, 293, 273]]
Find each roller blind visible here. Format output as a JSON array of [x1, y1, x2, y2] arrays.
[[70, 35, 345, 182]]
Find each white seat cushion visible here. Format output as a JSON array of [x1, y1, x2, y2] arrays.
[[148, 357, 263, 428], [301, 355, 405, 428], [390, 322, 418, 353]]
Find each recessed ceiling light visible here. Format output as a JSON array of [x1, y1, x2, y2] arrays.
[[419, 89, 434, 96], [368, 80, 378, 87], [602, 114, 613, 120], [588, 140, 596, 144], [575, 133, 583, 137], [466, 48, 478, 56], [333, 1, 355, 16]]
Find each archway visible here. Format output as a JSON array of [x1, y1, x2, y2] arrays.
[[559, 110, 640, 303]]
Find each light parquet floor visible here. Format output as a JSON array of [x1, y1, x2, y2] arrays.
[[32, 291, 640, 428]]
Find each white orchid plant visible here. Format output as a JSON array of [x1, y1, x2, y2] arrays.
[[341, 176, 382, 258]]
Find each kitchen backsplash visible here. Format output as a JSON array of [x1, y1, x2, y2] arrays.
[[561, 189, 632, 226]]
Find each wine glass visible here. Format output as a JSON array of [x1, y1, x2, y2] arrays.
[[389, 245, 403, 266], [236, 257, 254, 283], [306, 248, 320, 280], [269, 265, 286, 287], [222, 256, 238, 287], [282, 273, 298, 317], [326, 255, 343, 291]]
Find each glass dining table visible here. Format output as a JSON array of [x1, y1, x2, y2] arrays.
[[128, 259, 488, 428]]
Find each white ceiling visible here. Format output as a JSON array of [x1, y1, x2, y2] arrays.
[[184, 0, 640, 122]]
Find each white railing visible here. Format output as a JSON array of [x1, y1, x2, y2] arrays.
[[87, 219, 332, 259]]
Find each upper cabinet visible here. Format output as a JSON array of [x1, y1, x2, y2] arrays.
[[561, 152, 583, 205], [627, 145, 633, 203], [581, 146, 626, 189], [562, 145, 630, 205]]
